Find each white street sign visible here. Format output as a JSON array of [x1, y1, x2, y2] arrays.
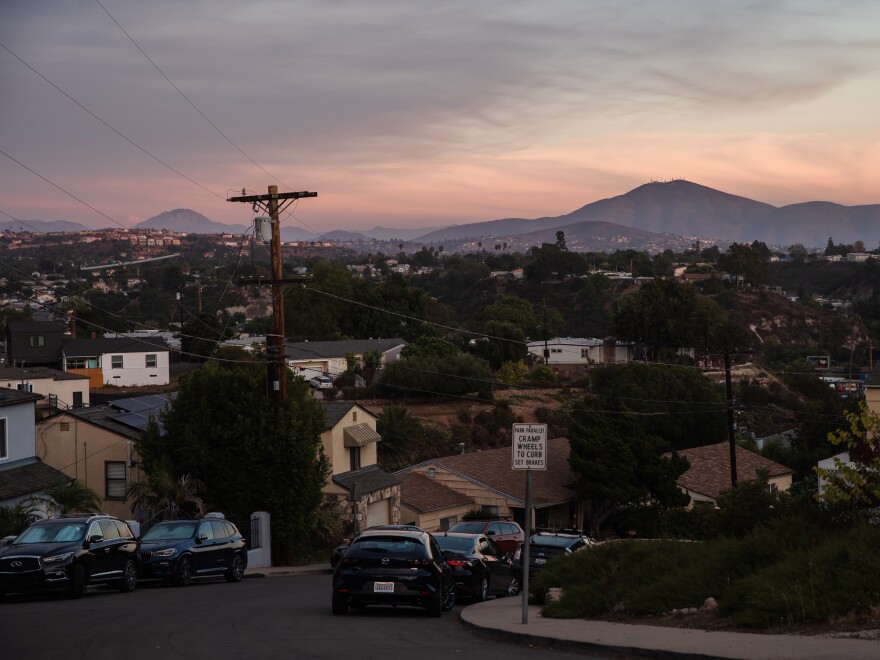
[[512, 423, 547, 470]]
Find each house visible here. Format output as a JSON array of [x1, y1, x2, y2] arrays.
[[285, 337, 405, 381], [5, 320, 65, 368], [320, 401, 400, 533], [526, 337, 633, 371], [398, 471, 474, 531], [817, 452, 852, 500], [34, 394, 168, 519], [0, 365, 89, 409], [673, 443, 795, 507], [0, 388, 70, 515], [62, 336, 170, 387], [396, 437, 583, 531]]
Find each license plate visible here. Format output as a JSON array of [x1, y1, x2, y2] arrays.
[[534, 558, 546, 566], [373, 581, 395, 593]]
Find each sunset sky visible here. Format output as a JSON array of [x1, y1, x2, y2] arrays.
[[2, 0, 880, 233]]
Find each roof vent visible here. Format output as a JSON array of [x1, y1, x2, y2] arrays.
[[427, 467, 436, 478]]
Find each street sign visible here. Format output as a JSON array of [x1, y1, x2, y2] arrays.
[[512, 423, 547, 470]]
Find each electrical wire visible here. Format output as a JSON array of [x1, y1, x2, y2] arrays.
[[0, 208, 46, 234]]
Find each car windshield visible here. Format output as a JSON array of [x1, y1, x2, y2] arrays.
[[16, 523, 86, 544], [348, 535, 429, 558], [448, 522, 486, 534], [435, 536, 475, 553], [141, 522, 197, 541], [531, 535, 578, 548]]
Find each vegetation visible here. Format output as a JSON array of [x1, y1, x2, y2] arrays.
[[29, 479, 101, 516]]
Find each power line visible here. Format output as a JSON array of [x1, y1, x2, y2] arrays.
[[0, 40, 224, 202], [0, 208, 45, 234]]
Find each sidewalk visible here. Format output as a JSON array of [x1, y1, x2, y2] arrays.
[[247, 565, 879, 659], [460, 596, 880, 660]]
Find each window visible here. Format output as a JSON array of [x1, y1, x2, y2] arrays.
[[580, 349, 589, 359], [439, 515, 457, 531], [350, 446, 361, 471], [73, 392, 83, 408], [551, 348, 562, 353], [67, 357, 86, 369], [352, 411, 358, 422], [197, 521, 215, 540], [768, 482, 779, 494], [111, 355, 123, 369], [479, 505, 499, 516], [29, 335, 45, 347], [0, 418, 7, 460], [99, 519, 120, 540], [105, 461, 126, 499], [16, 383, 33, 393], [145, 354, 157, 368], [210, 520, 228, 539]]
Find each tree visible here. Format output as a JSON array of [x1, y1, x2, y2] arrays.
[[31, 479, 101, 515], [568, 401, 690, 536], [381, 352, 493, 397], [718, 242, 768, 287], [815, 401, 880, 509], [125, 455, 206, 519], [136, 363, 328, 557], [180, 312, 235, 362], [376, 404, 425, 470], [471, 320, 527, 370]]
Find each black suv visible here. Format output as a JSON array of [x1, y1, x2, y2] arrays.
[[513, 530, 595, 581], [0, 514, 139, 599]]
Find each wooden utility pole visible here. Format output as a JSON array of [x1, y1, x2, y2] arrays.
[[724, 349, 738, 486], [228, 186, 317, 405]]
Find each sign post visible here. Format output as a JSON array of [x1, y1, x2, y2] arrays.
[[512, 423, 547, 624]]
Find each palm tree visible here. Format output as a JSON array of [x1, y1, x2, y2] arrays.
[[377, 404, 425, 470], [126, 457, 206, 520], [33, 479, 102, 515]]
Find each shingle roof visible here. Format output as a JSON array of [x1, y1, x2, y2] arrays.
[[0, 457, 71, 501], [332, 465, 400, 496], [63, 336, 169, 356], [285, 338, 405, 361], [400, 437, 577, 508], [0, 388, 41, 408], [321, 401, 376, 430], [674, 442, 794, 500], [399, 472, 474, 513], [0, 366, 88, 382]]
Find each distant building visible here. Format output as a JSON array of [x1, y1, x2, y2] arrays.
[[5, 321, 65, 369]]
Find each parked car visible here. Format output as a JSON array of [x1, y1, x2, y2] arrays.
[[435, 532, 518, 601], [309, 375, 334, 389], [137, 517, 247, 586], [513, 530, 596, 581], [0, 514, 139, 599], [330, 525, 424, 567], [331, 528, 455, 616], [446, 519, 524, 553]]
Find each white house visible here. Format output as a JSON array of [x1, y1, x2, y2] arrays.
[[526, 337, 633, 369], [285, 338, 406, 381], [0, 365, 90, 409], [62, 337, 171, 387]]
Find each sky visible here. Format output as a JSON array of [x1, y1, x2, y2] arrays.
[[2, 0, 880, 233]]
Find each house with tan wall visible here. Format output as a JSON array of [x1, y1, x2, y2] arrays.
[[0, 365, 89, 410]]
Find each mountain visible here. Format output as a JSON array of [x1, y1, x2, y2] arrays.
[[516, 220, 676, 252], [1, 219, 89, 233], [133, 209, 248, 234], [415, 180, 880, 247], [362, 225, 453, 241]]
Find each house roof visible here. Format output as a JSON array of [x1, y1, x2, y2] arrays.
[[343, 423, 381, 448], [674, 442, 795, 500], [322, 401, 376, 430], [399, 472, 474, 513], [285, 338, 405, 361], [332, 465, 399, 496], [0, 457, 71, 501], [0, 365, 88, 382], [63, 336, 169, 356], [0, 387, 41, 408], [399, 437, 577, 508], [6, 321, 64, 334]]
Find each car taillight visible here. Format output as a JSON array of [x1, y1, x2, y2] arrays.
[[445, 559, 472, 568], [342, 557, 359, 567], [408, 558, 432, 567]]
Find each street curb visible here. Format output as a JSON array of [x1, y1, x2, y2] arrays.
[[458, 610, 729, 660]]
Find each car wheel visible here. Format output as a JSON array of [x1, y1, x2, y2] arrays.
[[118, 559, 138, 592], [476, 575, 488, 602], [505, 574, 520, 597], [68, 563, 85, 599], [426, 593, 442, 617], [332, 595, 348, 615], [173, 555, 193, 587], [225, 554, 244, 583], [442, 581, 456, 611]]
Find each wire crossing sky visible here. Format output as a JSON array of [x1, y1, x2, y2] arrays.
[[3, 1, 880, 232]]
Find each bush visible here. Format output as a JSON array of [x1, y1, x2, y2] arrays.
[[529, 365, 556, 385]]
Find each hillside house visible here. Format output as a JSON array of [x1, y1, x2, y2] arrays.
[[321, 402, 400, 533], [526, 337, 633, 371], [5, 320, 65, 369], [673, 443, 794, 507], [396, 437, 583, 532], [0, 365, 89, 409], [62, 337, 170, 387], [285, 338, 405, 382]]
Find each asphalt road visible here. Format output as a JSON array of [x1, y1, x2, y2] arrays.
[[0, 574, 598, 660]]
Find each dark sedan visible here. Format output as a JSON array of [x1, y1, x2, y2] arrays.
[[513, 531, 595, 581], [435, 532, 518, 601], [331, 528, 455, 616], [137, 518, 247, 586]]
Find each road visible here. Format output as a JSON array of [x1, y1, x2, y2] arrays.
[[0, 574, 597, 659]]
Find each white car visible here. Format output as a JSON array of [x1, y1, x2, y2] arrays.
[[309, 375, 334, 389]]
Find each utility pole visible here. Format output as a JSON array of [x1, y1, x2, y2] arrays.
[[228, 186, 317, 405], [724, 349, 738, 486]]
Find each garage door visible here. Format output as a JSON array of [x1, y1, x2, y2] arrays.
[[366, 499, 390, 527]]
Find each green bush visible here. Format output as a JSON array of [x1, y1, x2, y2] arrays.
[[533, 516, 880, 628]]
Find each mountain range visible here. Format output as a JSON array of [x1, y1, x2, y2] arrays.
[[11, 181, 880, 248]]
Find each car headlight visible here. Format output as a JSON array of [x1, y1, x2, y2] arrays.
[[43, 551, 75, 563], [153, 548, 177, 557]]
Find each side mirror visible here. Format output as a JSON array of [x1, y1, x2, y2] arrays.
[[87, 534, 103, 545], [197, 533, 209, 543]]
